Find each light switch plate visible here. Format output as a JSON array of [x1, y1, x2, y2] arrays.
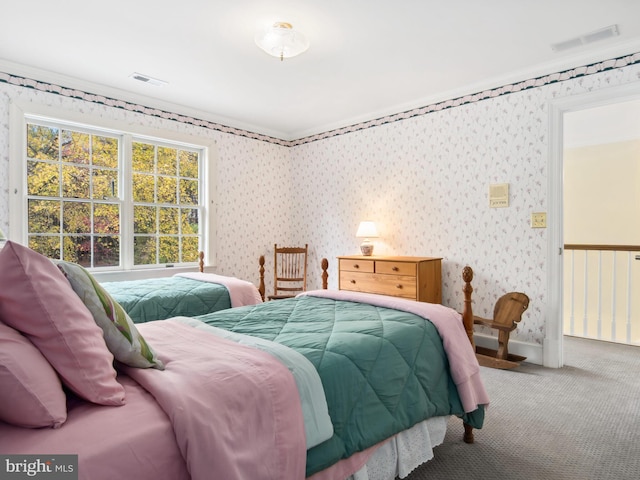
[[531, 212, 547, 228]]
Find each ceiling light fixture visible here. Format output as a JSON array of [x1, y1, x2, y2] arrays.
[[255, 22, 309, 61]]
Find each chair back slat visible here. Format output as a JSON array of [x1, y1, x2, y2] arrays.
[[269, 244, 308, 300]]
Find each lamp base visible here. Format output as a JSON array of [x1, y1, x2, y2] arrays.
[[360, 243, 374, 256]]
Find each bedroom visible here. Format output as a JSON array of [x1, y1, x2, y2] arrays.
[[1, 0, 639, 364], [0, 1, 639, 479]]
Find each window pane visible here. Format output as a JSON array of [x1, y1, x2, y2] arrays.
[[29, 235, 61, 259], [93, 136, 118, 168], [63, 201, 91, 233], [132, 142, 155, 173], [63, 235, 91, 266], [133, 173, 155, 203], [27, 161, 59, 196], [181, 208, 199, 234], [61, 130, 90, 164], [62, 165, 90, 198], [134, 205, 156, 233], [94, 236, 119, 267], [179, 179, 198, 205], [27, 125, 59, 161], [179, 150, 198, 178], [157, 146, 177, 175], [94, 203, 119, 234], [25, 119, 204, 270], [181, 236, 199, 263], [93, 169, 117, 199], [134, 236, 156, 265], [159, 236, 179, 264], [157, 176, 177, 204], [159, 207, 178, 234], [28, 199, 60, 233]]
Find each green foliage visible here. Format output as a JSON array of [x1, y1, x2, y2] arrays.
[[27, 124, 202, 267]]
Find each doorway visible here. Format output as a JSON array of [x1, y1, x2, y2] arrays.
[[563, 102, 640, 346], [548, 83, 640, 368]]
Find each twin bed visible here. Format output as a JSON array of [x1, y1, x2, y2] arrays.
[[0, 241, 488, 480], [100, 253, 266, 322]]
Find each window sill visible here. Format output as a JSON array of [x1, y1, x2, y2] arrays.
[[91, 265, 203, 283]]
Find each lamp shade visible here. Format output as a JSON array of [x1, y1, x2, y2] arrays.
[[356, 221, 378, 238], [255, 22, 309, 61]]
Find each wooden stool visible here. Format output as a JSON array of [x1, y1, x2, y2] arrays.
[[474, 292, 530, 369]]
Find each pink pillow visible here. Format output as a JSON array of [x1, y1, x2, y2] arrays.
[[0, 241, 125, 406], [0, 322, 67, 428]]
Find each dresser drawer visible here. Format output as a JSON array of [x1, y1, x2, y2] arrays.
[[339, 271, 417, 300], [337, 255, 442, 304], [375, 260, 416, 276], [339, 258, 374, 273]]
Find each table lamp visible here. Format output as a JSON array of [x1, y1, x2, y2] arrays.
[[356, 221, 378, 256]]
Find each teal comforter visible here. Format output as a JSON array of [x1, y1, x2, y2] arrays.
[[102, 276, 231, 323], [196, 295, 484, 476]]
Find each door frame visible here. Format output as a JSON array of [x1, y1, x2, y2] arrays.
[[546, 81, 640, 368]]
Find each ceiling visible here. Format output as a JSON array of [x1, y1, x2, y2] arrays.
[[2, 1, 640, 141], [564, 98, 640, 148]]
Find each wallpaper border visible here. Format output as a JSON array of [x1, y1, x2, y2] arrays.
[[292, 51, 640, 146], [1, 52, 639, 147]]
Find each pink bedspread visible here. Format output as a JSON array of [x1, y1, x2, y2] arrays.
[[175, 272, 263, 307], [123, 319, 306, 480], [0, 375, 191, 480], [0, 321, 305, 480], [299, 290, 490, 413]]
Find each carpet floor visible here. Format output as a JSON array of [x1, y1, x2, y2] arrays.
[[403, 336, 640, 480]]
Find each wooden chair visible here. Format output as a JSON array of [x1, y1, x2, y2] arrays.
[[474, 291, 530, 369], [267, 244, 308, 300]]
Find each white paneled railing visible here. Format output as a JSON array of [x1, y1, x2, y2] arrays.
[[564, 244, 640, 346]]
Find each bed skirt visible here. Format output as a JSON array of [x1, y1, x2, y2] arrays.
[[350, 416, 447, 480], [309, 416, 447, 480]]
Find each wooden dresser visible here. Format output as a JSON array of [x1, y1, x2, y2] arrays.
[[337, 255, 442, 304]]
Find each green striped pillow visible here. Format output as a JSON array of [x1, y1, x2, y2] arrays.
[[54, 261, 164, 370]]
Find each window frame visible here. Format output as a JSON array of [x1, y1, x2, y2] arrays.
[[9, 101, 217, 280]]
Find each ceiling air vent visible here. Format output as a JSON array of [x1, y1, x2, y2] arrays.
[[551, 25, 620, 52], [128, 72, 168, 87]]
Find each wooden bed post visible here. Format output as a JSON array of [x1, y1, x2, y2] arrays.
[[462, 266, 475, 350], [462, 265, 475, 444], [321, 258, 329, 290], [258, 255, 265, 301], [198, 251, 205, 273]]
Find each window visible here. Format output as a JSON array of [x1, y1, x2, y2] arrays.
[[130, 140, 201, 267], [26, 122, 122, 267], [12, 107, 213, 272]]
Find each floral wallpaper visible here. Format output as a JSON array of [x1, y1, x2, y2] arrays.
[[0, 82, 292, 295], [292, 61, 640, 346], [1, 54, 639, 352]]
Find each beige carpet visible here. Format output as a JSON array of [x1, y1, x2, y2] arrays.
[[404, 336, 640, 480]]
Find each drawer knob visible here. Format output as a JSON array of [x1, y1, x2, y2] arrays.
[[396, 284, 403, 289], [353, 264, 360, 269], [392, 266, 399, 271], [350, 280, 356, 284]]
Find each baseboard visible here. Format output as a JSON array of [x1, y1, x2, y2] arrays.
[[474, 333, 543, 366]]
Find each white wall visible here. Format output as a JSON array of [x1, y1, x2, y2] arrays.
[[1, 59, 640, 360], [289, 61, 640, 355], [0, 82, 293, 290]]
